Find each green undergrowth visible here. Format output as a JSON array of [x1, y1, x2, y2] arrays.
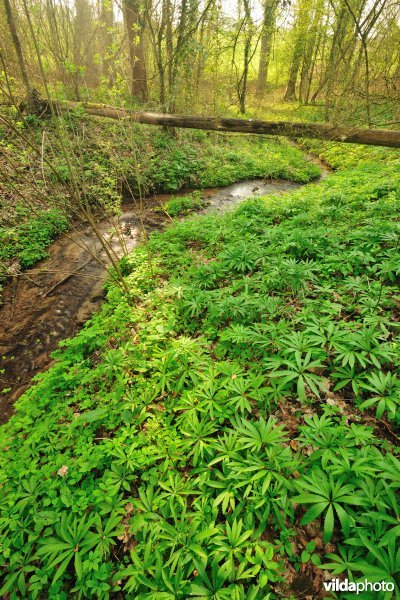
[[0, 207, 68, 271], [0, 112, 319, 289], [298, 139, 400, 171], [1, 149, 400, 599], [163, 191, 204, 217]]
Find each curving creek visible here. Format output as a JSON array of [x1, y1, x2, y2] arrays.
[[0, 165, 329, 424]]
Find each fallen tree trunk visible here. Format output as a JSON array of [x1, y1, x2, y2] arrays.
[[48, 100, 400, 147]]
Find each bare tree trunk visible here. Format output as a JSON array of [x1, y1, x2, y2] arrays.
[[341, 0, 385, 127], [284, 37, 302, 101], [72, 0, 93, 99], [44, 0, 68, 85], [324, 7, 351, 120], [144, 0, 165, 107], [99, 0, 114, 82], [299, 0, 323, 103], [3, 0, 31, 96], [123, 0, 148, 101], [239, 38, 250, 114], [195, 17, 207, 97], [168, 0, 188, 112], [310, 5, 330, 104], [165, 0, 173, 103], [236, 0, 254, 114], [284, 0, 316, 103], [256, 0, 276, 98]]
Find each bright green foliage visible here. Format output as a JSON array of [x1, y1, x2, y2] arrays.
[[0, 208, 68, 269], [0, 117, 319, 287], [148, 132, 320, 192], [293, 472, 367, 543], [164, 191, 204, 216], [0, 147, 399, 597]]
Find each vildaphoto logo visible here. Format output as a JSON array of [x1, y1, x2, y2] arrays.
[[323, 578, 395, 594]]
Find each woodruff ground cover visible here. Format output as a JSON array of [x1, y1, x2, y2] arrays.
[[0, 144, 399, 598]]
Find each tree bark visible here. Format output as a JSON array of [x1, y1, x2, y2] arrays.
[[144, 0, 166, 107], [123, 0, 148, 101], [99, 0, 114, 81], [256, 0, 276, 98], [284, 40, 302, 101], [3, 0, 31, 96], [168, 0, 187, 112], [165, 0, 173, 103], [236, 0, 254, 115], [48, 100, 400, 147], [239, 35, 251, 114], [299, 0, 323, 104], [324, 7, 351, 120], [44, 0, 68, 85], [284, 0, 312, 102], [72, 0, 93, 99]]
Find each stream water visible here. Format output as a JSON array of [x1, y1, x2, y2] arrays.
[[0, 172, 327, 424]]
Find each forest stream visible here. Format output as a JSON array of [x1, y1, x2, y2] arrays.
[[0, 168, 329, 424]]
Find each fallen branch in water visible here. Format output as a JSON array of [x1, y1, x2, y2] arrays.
[[41, 256, 94, 297]]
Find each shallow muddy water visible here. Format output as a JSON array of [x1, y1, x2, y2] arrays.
[[0, 175, 322, 423]]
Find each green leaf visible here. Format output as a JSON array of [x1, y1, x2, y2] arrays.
[[300, 502, 327, 525], [75, 551, 83, 579], [189, 584, 213, 596], [53, 554, 73, 584], [323, 505, 335, 543]]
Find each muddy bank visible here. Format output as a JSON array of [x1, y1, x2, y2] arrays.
[[0, 177, 311, 423]]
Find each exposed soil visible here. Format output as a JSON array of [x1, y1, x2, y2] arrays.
[[0, 177, 307, 424]]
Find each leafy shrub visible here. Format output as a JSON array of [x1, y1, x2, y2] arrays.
[[164, 191, 204, 216], [0, 209, 68, 268]]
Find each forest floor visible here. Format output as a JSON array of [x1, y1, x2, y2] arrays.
[[0, 177, 303, 424], [0, 123, 400, 598]]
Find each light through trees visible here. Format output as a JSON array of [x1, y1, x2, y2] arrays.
[[0, 0, 399, 124]]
